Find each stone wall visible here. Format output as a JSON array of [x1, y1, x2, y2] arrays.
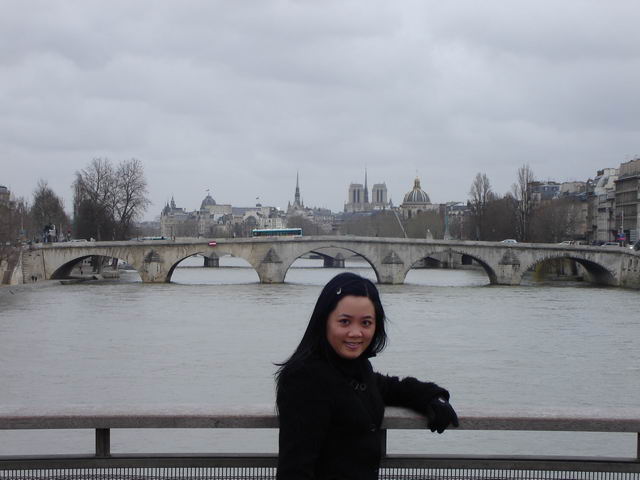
[[0, 246, 23, 285]]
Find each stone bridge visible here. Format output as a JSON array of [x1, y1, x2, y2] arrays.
[[20, 236, 640, 288]]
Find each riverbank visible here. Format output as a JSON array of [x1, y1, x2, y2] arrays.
[[0, 245, 22, 285], [0, 278, 61, 301]]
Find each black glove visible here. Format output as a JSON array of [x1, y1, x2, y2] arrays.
[[425, 397, 459, 434]]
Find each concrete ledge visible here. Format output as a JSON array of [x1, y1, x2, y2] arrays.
[[29, 236, 640, 253]]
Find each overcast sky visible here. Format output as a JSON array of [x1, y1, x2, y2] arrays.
[[2, 0, 639, 220]]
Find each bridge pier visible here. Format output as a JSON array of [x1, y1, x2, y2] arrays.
[[203, 254, 219, 268], [138, 250, 170, 283], [493, 264, 522, 285], [138, 268, 169, 283], [376, 264, 407, 285], [252, 246, 288, 283], [255, 263, 287, 283], [323, 253, 345, 268]]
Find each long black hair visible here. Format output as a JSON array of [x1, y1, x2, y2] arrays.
[[275, 272, 388, 390]]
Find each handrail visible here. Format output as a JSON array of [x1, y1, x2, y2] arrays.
[[1, 405, 639, 433], [1, 405, 639, 474]]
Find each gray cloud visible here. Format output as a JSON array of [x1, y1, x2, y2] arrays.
[[2, 0, 639, 218]]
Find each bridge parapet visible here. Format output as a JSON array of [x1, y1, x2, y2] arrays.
[[22, 237, 640, 288]]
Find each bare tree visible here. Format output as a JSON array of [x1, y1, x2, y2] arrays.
[[530, 197, 580, 243], [73, 158, 116, 240], [511, 164, 535, 242], [0, 197, 31, 245], [404, 210, 444, 239], [287, 215, 321, 236], [468, 173, 494, 240], [339, 211, 405, 237], [30, 180, 71, 241], [114, 159, 151, 239], [475, 194, 518, 241], [73, 158, 150, 240]]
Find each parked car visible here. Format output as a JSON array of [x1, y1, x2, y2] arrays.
[[501, 239, 517, 244], [602, 241, 622, 247]]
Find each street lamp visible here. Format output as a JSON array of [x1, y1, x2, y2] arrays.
[[443, 203, 451, 240]]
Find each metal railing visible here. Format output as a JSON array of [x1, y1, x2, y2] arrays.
[[1, 405, 639, 479]]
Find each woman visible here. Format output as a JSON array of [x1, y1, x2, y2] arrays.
[[276, 272, 458, 480]]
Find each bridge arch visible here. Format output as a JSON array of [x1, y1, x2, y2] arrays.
[[404, 248, 498, 285], [519, 254, 617, 287], [164, 247, 261, 283], [280, 244, 381, 284], [306, 249, 347, 268], [166, 252, 210, 281], [50, 255, 91, 279], [49, 253, 141, 281]]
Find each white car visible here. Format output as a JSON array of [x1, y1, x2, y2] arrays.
[[501, 239, 517, 244]]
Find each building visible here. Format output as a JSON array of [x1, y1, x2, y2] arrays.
[[531, 181, 560, 205], [400, 177, 437, 219], [557, 181, 590, 241], [592, 168, 619, 196], [231, 205, 285, 236], [134, 219, 162, 237], [344, 170, 390, 213], [160, 197, 194, 237], [371, 183, 390, 210], [590, 168, 619, 243], [286, 173, 304, 216], [345, 183, 366, 212], [615, 158, 640, 244], [197, 193, 233, 236], [559, 181, 587, 197], [160, 192, 234, 238], [443, 201, 469, 240], [0, 185, 10, 207], [344, 169, 369, 213], [286, 174, 335, 234]]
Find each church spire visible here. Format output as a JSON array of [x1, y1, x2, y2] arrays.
[[294, 172, 301, 207], [364, 167, 369, 204]]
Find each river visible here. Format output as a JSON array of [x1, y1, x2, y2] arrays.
[[1, 256, 638, 458]]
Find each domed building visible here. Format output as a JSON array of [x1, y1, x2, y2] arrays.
[[160, 192, 232, 238], [200, 193, 217, 211], [197, 191, 232, 235], [400, 177, 437, 219]]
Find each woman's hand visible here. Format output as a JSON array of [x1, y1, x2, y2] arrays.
[[425, 397, 459, 433]]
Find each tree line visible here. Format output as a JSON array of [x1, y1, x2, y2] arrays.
[[0, 158, 150, 245], [2, 160, 582, 246], [337, 164, 583, 244], [467, 164, 582, 243]]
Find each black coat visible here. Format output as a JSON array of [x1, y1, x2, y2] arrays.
[[276, 353, 449, 480]]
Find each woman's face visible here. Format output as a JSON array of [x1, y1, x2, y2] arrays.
[[326, 295, 376, 360]]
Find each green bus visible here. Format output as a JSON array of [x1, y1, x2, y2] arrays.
[[251, 228, 302, 237]]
